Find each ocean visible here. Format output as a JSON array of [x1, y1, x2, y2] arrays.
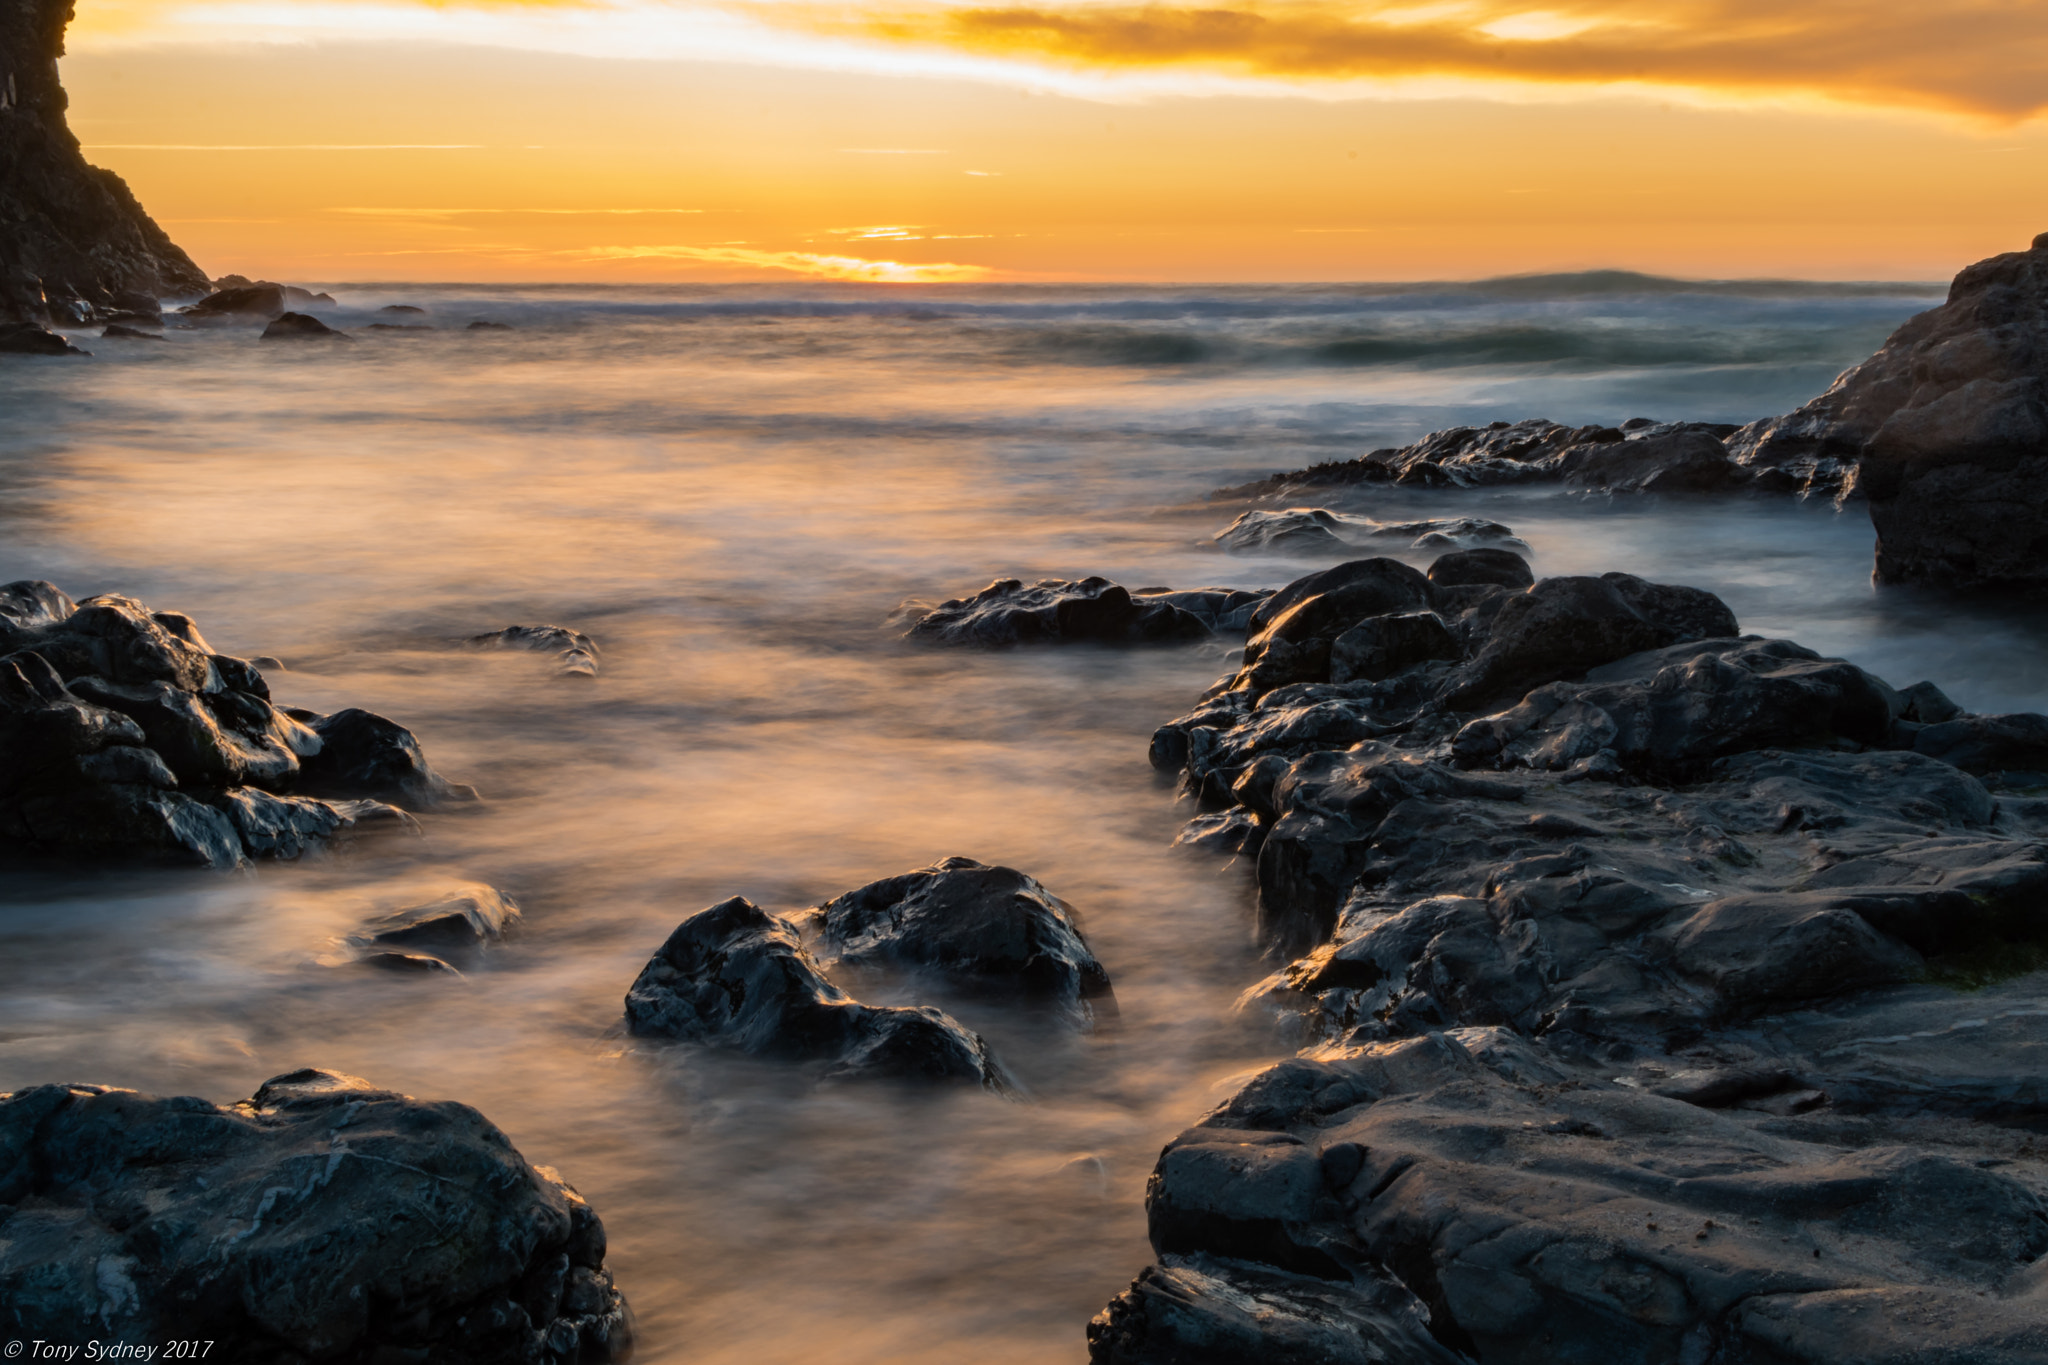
[[3, 274, 2041, 1361]]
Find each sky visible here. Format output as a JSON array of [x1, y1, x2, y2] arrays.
[[59, 0, 2048, 283]]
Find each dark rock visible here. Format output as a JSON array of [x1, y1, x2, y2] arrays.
[[1328, 612, 1460, 684], [1441, 572, 1740, 709], [1427, 546, 1533, 591], [361, 949, 462, 975], [295, 708, 478, 811], [0, 581, 469, 863], [357, 883, 520, 958], [99, 322, 159, 340], [472, 624, 600, 677], [1898, 679, 1962, 724], [902, 577, 1214, 647], [805, 856, 1115, 1026], [380, 303, 427, 314], [368, 322, 433, 332], [1912, 712, 2048, 780], [1555, 426, 1744, 493], [261, 310, 350, 341], [0, 0, 207, 324], [469, 320, 514, 330], [624, 895, 1007, 1087], [1214, 508, 1354, 554], [0, 321, 85, 354], [1231, 559, 1435, 695], [183, 283, 287, 319], [0, 1070, 632, 1360]]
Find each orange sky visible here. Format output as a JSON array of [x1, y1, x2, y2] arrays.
[[60, 0, 2048, 282]]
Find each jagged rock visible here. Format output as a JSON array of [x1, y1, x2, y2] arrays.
[[1450, 637, 1899, 781], [1214, 419, 1769, 501], [805, 856, 1115, 1026], [0, 0, 207, 324], [624, 896, 1007, 1087], [472, 624, 600, 677], [0, 321, 83, 353], [901, 577, 1222, 646], [260, 310, 349, 341], [0, 580, 464, 864], [1731, 233, 2048, 589], [0, 1069, 632, 1361], [1911, 711, 2048, 782], [1213, 510, 1526, 557]]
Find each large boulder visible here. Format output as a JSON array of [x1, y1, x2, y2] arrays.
[[1230, 558, 1435, 695], [0, 1069, 632, 1362], [806, 856, 1115, 1026], [901, 577, 1218, 646], [1732, 233, 2048, 589], [624, 896, 1007, 1087]]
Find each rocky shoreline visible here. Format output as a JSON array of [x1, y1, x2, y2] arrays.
[[1081, 542, 2048, 1362]]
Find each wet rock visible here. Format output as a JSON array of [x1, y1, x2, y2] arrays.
[[359, 883, 521, 956], [0, 321, 85, 354], [1328, 612, 1461, 684], [1912, 711, 2048, 782], [1231, 558, 1435, 695], [1441, 572, 1740, 709], [380, 303, 427, 314], [625, 896, 1008, 1087], [903, 577, 1215, 647], [806, 856, 1115, 1026], [472, 624, 601, 677], [182, 283, 287, 319], [1214, 508, 1356, 554], [0, 580, 469, 863], [1215, 418, 1769, 501], [469, 319, 514, 331], [1123, 545, 2048, 1360], [1427, 547, 1533, 591], [1732, 234, 2048, 589], [99, 322, 160, 340], [361, 949, 463, 975], [0, 1069, 632, 1361], [261, 310, 350, 341]]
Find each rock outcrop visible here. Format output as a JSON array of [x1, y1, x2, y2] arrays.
[[1733, 232, 2048, 590], [1110, 551, 2048, 1361], [0, 1068, 632, 1362], [1214, 510, 1526, 558], [0, 579, 470, 868], [1216, 418, 1787, 501], [899, 577, 1268, 645], [805, 856, 1116, 1027], [0, 0, 207, 327], [624, 895, 1008, 1088]]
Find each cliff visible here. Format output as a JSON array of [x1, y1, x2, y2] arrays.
[[0, 0, 207, 323]]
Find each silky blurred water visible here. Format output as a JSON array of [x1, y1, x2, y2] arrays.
[[3, 276, 2043, 1362]]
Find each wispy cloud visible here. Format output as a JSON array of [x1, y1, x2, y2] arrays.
[[780, 0, 2048, 122], [575, 244, 992, 280]]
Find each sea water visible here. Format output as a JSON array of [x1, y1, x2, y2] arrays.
[[2, 276, 2041, 1362]]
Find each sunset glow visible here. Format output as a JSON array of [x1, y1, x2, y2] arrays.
[[57, 0, 2048, 282]]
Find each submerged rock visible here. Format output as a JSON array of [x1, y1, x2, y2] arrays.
[[0, 322, 86, 354], [0, 579, 468, 866], [0, 1069, 632, 1361], [260, 310, 350, 341], [99, 322, 160, 340], [625, 896, 1007, 1088], [901, 577, 1227, 646], [1214, 509, 1528, 557], [1116, 549, 2048, 1359], [355, 882, 521, 965], [806, 856, 1115, 1026], [473, 624, 601, 677]]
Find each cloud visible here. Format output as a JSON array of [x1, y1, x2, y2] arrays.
[[794, 0, 2048, 121], [575, 244, 992, 280]]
